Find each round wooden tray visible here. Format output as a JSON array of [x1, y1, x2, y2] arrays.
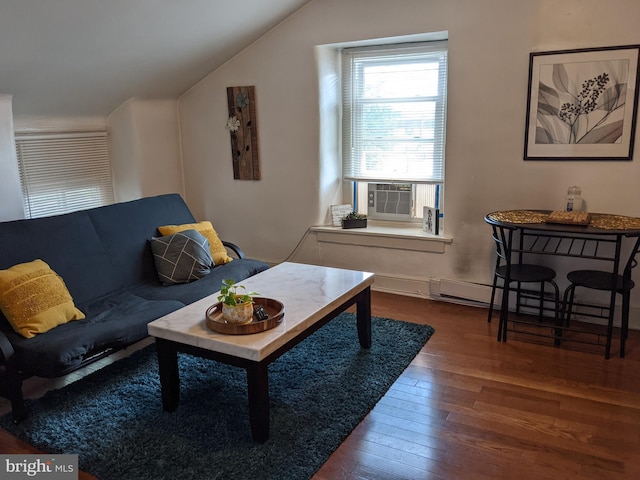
[[205, 297, 285, 335]]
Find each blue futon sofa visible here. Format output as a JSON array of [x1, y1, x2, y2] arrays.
[[0, 194, 269, 420]]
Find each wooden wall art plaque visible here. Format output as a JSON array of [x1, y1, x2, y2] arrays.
[[226, 85, 261, 180]]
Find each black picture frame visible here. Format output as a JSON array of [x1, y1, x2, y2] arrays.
[[524, 44, 640, 161]]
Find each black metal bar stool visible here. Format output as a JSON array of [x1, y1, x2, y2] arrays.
[[488, 223, 560, 342], [563, 239, 639, 358]]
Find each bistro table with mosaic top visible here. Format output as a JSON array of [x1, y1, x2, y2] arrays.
[[484, 209, 640, 358]]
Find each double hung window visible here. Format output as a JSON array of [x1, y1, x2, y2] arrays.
[[341, 40, 448, 221]]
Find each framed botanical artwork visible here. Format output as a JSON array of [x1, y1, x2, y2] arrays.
[[524, 44, 640, 161]]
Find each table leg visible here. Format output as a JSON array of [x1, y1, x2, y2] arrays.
[[356, 286, 372, 348], [247, 362, 270, 443], [498, 280, 509, 342], [605, 289, 616, 359], [156, 339, 180, 411]]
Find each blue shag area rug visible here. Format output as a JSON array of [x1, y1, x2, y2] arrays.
[[0, 313, 434, 480]]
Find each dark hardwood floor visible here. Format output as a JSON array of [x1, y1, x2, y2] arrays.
[[315, 292, 640, 480], [1, 291, 639, 479]]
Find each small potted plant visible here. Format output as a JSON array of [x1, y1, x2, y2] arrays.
[[342, 211, 367, 229], [218, 279, 259, 324]]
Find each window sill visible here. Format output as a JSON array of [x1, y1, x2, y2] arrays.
[[311, 221, 452, 253]]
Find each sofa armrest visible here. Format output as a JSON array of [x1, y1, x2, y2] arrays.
[[223, 241, 246, 259], [0, 330, 27, 422], [0, 331, 15, 366]]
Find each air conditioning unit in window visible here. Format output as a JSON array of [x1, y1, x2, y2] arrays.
[[367, 183, 413, 221]]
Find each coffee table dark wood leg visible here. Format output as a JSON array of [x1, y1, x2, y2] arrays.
[[156, 338, 180, 411], [356, 286, 372, 348], [246, 361, 270, 443]]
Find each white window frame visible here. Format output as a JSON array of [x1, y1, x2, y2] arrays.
[[15, 130, 115, 219], [341, 40, 448, 222]]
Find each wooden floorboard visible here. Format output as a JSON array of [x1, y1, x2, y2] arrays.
[[1, 291, 639, 480]]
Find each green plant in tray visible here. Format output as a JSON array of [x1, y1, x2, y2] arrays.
[[343, 211, 367, 220], [218, 279, 259, 306]]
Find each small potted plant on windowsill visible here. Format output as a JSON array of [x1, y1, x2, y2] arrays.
[[218, 279, 259, 324], [342, 212, 367, 229]]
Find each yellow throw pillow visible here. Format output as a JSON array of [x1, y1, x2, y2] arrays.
[[0, 259, 85, 339], [158, 221, 233, 265]]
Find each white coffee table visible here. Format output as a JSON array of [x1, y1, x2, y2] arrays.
[[147, 262, 375, 442]]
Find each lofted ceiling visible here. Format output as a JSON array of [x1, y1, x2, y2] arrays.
[[0, 0, 311, 119]]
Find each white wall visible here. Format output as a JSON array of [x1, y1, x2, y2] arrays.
[[178, 0, 640, 270], [0, 96, 183, 221], [109, 99, 141, 202], [0, 95, 23, 221], [108, 98, 184, 202]]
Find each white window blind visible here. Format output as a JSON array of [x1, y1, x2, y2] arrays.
[[15, 131, 114, 219], [342, 41, 448, 183]]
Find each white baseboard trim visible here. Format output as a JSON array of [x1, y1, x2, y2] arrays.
[[427, 277, 640, 331], [370, 275, 492, 309], [429, 278, 494, 306], [370, 274, 431, 299]]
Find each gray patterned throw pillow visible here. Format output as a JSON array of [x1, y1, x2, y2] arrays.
[[150, 229, 213, 285]]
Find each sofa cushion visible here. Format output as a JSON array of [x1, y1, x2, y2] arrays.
[[0, 210, 119, 306], [86, 194, 198, 289], [1, 291, 184, 377], [133, 258, 270, 305], [0, 259, 85, 338], [158, 221, 233, 265], [150, 230, 213, 285]]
